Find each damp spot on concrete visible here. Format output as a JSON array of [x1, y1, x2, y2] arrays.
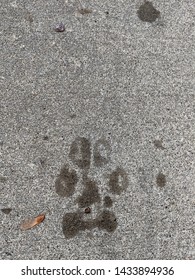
[[40, 158, 46, 167], [137, 1, 160, 23], [62, 213, 86, 238], [25, 11, 33, 23], [69, 137, 91, 169], [96, 210, 117, 232], [156, 172, 166, 187], [70, 114, 76, 119], [104, 196, 113, 208], [109, 167, 128, 195], [62, 210, 117, 238], [58, 136, 128, 238], [43, 135, 49, 141], [1, 208, 12, 214], [55, 164, 78, 197], [154, 139, 165, 149], [0, 176, 7, 183], [78, 8, 92, 15], [76, 179, 100, 208], [93, 139, 111, 167]]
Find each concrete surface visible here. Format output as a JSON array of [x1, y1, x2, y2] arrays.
[[0, 0, 195, 259]]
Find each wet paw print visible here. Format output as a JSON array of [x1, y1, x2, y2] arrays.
[[55, 137, 128, 238]]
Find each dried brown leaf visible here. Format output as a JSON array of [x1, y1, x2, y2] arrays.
[[20, 214, 45, 230]]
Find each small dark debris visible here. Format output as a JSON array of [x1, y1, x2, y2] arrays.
[[5, 252, 12, 256], [97, 210, 117, 232], [84, 207, 91, 214], [156, 172, 166, 187], [1, 208, 12, 214], [54, 23, 65, 32], [78, 8, 92, 15], [105, 11, 109, 15], [43, 136, 49, 140], [40, 158, 46, 166]]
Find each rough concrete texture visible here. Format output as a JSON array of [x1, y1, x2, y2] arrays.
[[0, 0, 195, 259]]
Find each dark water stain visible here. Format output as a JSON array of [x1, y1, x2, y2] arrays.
[[109, 167, 128, 195], [25, 11, 33, 23], [137, 1, 160, 23], [69, 137, 91, 169], [62, 213, 86, 238], [156, 172, 166, 187], [0, 176, 7, 183], [70, 114, 76, 119], [55, 164, 78, 197], [62, 210, 117, 238], [1, 208, 12, 214], [104, 196, 113, 208], [76, 178, 100, 208], [78, 8, 92, 15], [43, 135, 49, 141], [154, 139, 165, 149], [58, 136, 128, 238], [93, 139, 111, 167], [96, 210, 117, 232]]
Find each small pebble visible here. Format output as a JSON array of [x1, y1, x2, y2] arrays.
[[85, 207, 91, 214], [54, 23, 65, 32]]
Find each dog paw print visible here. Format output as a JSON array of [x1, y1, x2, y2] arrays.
[[55, 137, 128, 238]]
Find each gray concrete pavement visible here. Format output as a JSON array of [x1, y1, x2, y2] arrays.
[[0, 0, 195, 259]]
